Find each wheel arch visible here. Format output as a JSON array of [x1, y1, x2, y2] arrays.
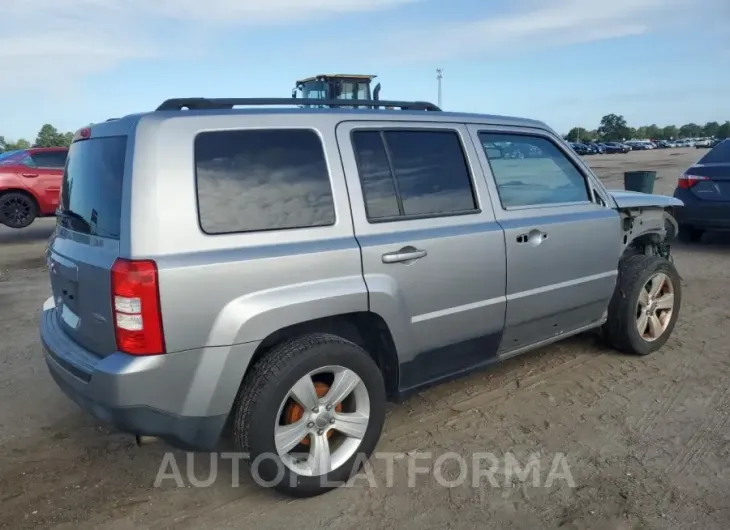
[[246, 311, 400, 400], [0, 187, 41, 206]]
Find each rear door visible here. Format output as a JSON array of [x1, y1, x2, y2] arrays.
[[468, 125, 621, 354], [336, 121, 507, 391], [47, 135, 127, 357]]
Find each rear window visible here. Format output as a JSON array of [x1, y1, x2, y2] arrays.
[[58, 136, 127, 240], [698, 140, 730, 164], [194, 129, 336, 235]]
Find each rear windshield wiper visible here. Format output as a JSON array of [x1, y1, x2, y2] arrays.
[[56, 209, 93, 235]]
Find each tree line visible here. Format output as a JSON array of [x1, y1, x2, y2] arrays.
[[0, 124, 75, 152], [566, 114, 730, 143]]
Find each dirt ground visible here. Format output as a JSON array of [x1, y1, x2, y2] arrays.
[[1, 148, 728, 530]]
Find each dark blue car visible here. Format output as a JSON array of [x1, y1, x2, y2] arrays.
[[673, 139, 730, 242]]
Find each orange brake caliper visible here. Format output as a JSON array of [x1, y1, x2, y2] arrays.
[[282, 381, 343, 446]]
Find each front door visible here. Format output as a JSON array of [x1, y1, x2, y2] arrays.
[[336, 121, 507, 392], [467, 125, 621, 354]]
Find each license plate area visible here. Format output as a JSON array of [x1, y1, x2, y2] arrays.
[[49, 253, 81, 328]]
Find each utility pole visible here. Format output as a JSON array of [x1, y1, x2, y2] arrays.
[[436, 68, 443, 108]]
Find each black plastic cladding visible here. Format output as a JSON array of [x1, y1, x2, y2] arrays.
[[155, 98, 442, 112]]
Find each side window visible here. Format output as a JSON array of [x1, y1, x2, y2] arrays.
[[194, 129, 336, 235], [478, 132, 590, 208], [32, 151, 68, 169], [351, 131, 400, 219], [351, 129, 478, 221], [19, 155, 36, 168]]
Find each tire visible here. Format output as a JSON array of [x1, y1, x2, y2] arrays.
[[232, 333, 386, 497], [0, 191, 38, 229], [603, 255, 681, 355], [677, 226, 704, 243]]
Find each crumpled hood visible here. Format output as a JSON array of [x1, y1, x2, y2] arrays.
[[608, 189, 684, 209]]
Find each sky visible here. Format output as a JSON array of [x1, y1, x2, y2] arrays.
[[1, 0, 728, 141]]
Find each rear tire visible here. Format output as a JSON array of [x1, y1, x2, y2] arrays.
[[677, 226, 704, 243], [0, 191, 38, 229], [603, 255, 681, 356], [232, 333, 386, 497]]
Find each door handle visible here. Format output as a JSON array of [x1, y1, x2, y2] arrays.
[[516, 229, 548, 245], [382, 246, 427, 264], [21, 173, 39, 178]]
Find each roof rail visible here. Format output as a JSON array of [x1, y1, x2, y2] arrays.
[[155, 98, 441, 112]]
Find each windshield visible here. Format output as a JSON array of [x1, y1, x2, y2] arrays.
[[299, 81, 327, 99], [334, 81, 369, 100]]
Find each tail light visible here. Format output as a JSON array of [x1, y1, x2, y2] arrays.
[[677, 173, 709, 189], [111, 258, 165, 355]]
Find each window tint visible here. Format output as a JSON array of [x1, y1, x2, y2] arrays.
[[59, 136, 127, 239], [32, 150, 68, 169], [478, 133, 590, 208], [195, 129, 335, 234], [351, 131, 400, 219], [351, 129, 477, 221], [698, 139, 730, 164]]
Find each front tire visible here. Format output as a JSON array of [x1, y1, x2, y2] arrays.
[[232, 333, 386, 497], [603, 255, 681, 355], [0, 192, 38, 228]]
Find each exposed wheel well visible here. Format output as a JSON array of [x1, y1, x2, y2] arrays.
[[248, 312, 400, 400], [0, 188, 40, 208]]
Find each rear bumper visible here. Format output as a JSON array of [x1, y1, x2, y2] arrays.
[[673, 190, 730, 231], [40, 300, 260, 451]]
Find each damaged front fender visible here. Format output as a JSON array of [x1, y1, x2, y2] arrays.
[[608, 190, 684, 254]]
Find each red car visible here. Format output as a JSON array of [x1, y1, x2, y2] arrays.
[[0, 147, 68, 228]]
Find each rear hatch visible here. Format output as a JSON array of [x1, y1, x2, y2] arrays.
[[47, 134, 127, 357]]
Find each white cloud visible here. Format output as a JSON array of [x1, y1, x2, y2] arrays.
[[0, 0, 419, 91], [372, 0, 723, 62]]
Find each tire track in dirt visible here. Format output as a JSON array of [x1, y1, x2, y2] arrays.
[[633, 300, 718, 438], [665, 383, 730, 477]]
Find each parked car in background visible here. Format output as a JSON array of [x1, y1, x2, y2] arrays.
[[673, 139, 730, 242], [695, 138, 713, 148], [603, 142, 631, 154], [0, 146, 68, 228], [0, 150, 22, 160], [627, 141, 654, 151], [568, 142, 590, 156]]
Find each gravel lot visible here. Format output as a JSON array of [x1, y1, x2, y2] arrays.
[[1, 148, 728, 530]]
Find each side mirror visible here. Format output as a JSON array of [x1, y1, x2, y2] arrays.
[[485, 147, 503, 159], [291, 88, 297, 99]]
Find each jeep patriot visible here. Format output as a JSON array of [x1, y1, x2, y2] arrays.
[[41, 97, 683, 497]]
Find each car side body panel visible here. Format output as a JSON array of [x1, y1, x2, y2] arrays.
[[466, 124, 622, 353]]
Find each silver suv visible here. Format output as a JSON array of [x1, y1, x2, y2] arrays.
[[41, 97, 683, 497]]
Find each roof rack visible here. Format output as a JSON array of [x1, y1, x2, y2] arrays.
[[155, 98, 441, 112]]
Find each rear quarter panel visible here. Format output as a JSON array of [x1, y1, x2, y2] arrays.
[[128, 113, 370, 354]]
